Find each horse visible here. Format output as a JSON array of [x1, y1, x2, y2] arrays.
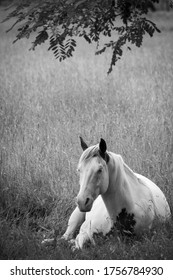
[[62, 137, 171, 249]]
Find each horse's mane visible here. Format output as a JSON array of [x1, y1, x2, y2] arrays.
[[121, 157, 139, 183], [78, 144, 99, 167], [109, 152, 138, 184]]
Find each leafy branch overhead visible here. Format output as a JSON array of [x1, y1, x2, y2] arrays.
[[2, 0, 166, 73]]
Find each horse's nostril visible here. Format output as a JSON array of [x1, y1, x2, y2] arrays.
[[85, 197, 90, 206]]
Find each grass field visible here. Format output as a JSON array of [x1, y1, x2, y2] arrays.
[[0, 9, 173, 259]]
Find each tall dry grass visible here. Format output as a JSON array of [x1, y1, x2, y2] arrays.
[[0, 9, 173, 259]]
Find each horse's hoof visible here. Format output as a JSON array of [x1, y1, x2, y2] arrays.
[[68, 239, 79, 251]]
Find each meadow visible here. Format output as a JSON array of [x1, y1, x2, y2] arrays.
[[0, 9, 173, 259]]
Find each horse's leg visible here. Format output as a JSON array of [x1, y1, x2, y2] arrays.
[[42, 207, 85, 246], [74, 231, 94, 250], [62, 206, 86, 241]]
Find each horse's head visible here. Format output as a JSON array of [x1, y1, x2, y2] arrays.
[[76, 137, 109, 212]]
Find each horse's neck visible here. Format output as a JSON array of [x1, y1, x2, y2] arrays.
[[101, 153, 136, 219]]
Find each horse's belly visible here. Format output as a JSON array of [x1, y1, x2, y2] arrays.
[[135, 173, 171, 220]]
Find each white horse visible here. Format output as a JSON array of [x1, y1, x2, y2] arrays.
[[62, 137, 171, 249]]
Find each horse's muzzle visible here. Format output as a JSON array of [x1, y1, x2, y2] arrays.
[[76, 196, 94, 212]]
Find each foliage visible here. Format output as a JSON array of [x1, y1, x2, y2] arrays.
[[2, 0, 167, 73]]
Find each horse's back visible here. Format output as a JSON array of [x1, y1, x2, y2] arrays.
[[135, 173, 171, 220]]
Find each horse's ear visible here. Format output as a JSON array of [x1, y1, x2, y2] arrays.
[[99, 138, 107, 154], [99, 138, 109, 163], [79, 136, 88, 151]]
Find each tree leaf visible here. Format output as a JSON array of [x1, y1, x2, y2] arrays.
[[3, 0, 165, 74]]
